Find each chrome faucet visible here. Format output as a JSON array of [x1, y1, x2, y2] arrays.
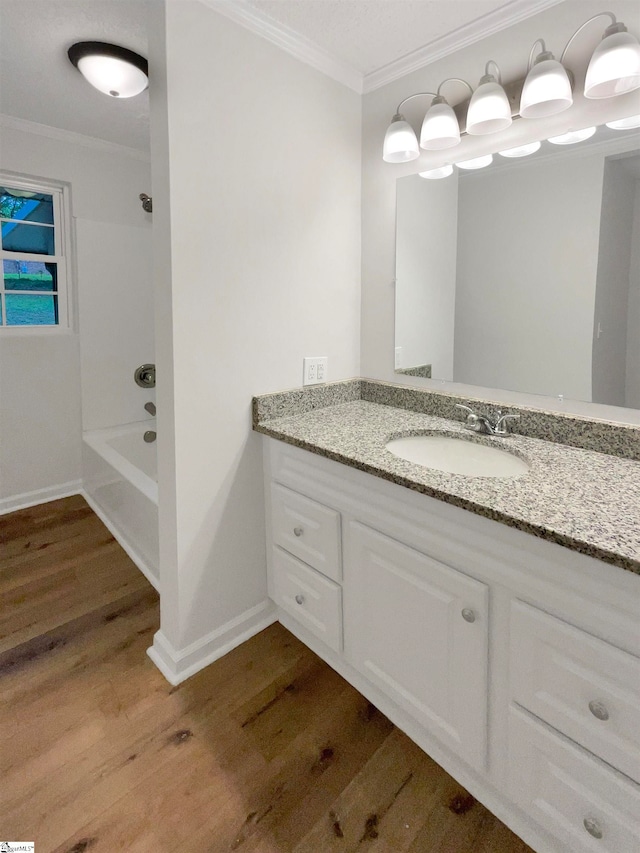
[[455, 404, 520, 436]]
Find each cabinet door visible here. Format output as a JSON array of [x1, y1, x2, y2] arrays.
[[344, 522, 489, 770]]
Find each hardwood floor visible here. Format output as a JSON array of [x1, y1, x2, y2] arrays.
[[0, 495, 533, 853]]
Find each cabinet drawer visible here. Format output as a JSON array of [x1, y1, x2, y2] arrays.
[[508, 706, 640, 852], [272, 546, 342, 653], [271, 483, 341, 582], [510, 600, 640, 783]]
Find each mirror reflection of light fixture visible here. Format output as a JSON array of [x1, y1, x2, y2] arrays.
[[420, 79, 472, 150], [548, 127, 597, 145], [466, 61, 512, 135], [68, 41, 149, 98], [606, 114, 640, 129], [457, 154, 494, 170], [499, 141, 542, 157], [520, 40, 573, 118], [419, 164, 454, 179]]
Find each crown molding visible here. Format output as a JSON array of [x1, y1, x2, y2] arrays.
[[199, 0, 363, 93], [0, 114, 150, 161], [363, 0, 567, 93]]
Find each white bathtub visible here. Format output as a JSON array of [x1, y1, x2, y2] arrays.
[[83, 422, 159, 589]]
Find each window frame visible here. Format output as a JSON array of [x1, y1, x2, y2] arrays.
[[0, 172, 73, 334]]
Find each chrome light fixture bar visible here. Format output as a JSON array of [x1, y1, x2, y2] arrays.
[[382, 9, 640, 162], [68, 41, 149, 98]]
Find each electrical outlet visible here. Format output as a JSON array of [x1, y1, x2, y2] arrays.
[[395, 347, 402, 369], [303, 357, 328, 386]]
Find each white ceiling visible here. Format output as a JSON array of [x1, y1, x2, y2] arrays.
[[0, 0, 561, 151], [243, 0, 513, 76]]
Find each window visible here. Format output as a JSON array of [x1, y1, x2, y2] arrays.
[[0, 176, 71, 330]]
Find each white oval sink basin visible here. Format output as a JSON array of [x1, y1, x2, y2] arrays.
[[386, 434, 530, 478]]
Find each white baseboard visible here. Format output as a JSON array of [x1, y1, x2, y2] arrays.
[[147, 599, 278, 685], [0, 480, 82, 516], [81, 489, 159, 592]]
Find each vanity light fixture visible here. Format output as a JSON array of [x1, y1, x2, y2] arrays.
[[520, 40, 573, 118], [466, 61, 512, 135], [419, 164, 454, 179], [68, 41, 148, 98], [383, 93, 438, 162], [420, 79, 472, 150], [547, 126, 597, 145], [606, 114, 640, 129], [577, 14, 640, 98], [456, 154, 494, 170], [498, 141, 542, 157]]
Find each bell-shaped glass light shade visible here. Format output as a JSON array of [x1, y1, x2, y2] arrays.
[[419, 164, 454, 179], [548, 127, 596, 145], [499, 141, 541, 158], [606, 114, 640, 129], [520, 58, 573, 118], [383, 114, 419, 163], [68, 42, 148, 98], [457, 154, 493, 170], [420, 102, 460, 150], [466, 81, 512, 135], [584, 28, 640, 98]]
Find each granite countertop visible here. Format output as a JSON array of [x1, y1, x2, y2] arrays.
[[255, 400, 640, 575]]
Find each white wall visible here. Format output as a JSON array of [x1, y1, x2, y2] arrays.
[[454, 155, 604, 401], [0, 122, 152, 511], [592, 157, 636, 406], [150, 1, 361, 664], [395, 172, 458, 377], [626, 181, 640, 408], [361, 0, 640, 425]]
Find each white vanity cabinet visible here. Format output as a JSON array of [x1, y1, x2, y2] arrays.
[[263, 437, 640, 853]]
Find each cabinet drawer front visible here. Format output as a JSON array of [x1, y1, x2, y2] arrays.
[[508, 706, 640, 852], [271, 483, 342, 582], [510, 600, 640, 783], [344, 522, 488, 771], [272, 547, 342, 653]]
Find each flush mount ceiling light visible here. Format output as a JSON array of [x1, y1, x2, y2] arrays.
[[520, 39, 573, 118], [466, 61, 512, 136], [457, 154, 494, 170], [68, 41, 148, 98], [548, 126, 597, 145], [606, 114, 640, 129], [499, 141, 542, 157], [419, 164, 454, 179]]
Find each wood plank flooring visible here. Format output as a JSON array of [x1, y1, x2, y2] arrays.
[[0, 495, 533, 853]]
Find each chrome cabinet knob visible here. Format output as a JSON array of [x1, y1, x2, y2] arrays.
[[461, 608, 476, 623], [293, 527, 304, 537], [589, 700, 609, 721], [294, 594, 305, 606], [583, 817, 603, 839]]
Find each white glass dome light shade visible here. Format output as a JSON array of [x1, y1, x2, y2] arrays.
[[499, 141, 542, 158], [419, 164, 454, 179], [548, 126, 597, 145], [520, 53, 573, 118], [420, 98, 461, 150], [584, 23, 640, 99], [383, 113, 420, 163], [466, 62, 512, 136], [457, 154, 494, 170], [68, 42, 148, 98], [606, 114, 640, 129]]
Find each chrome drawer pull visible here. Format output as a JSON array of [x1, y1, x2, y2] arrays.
[[589, 700, 610, 721], [583, 817, 603, 839], [295, 594, 305, 606], [293, 527, 304, 537], [461, 608, 476, 623]]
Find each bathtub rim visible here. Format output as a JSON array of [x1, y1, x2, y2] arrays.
[[83, 421, 158, 505]]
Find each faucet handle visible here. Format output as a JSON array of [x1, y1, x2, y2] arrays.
[[455, 404, 480, 431], [494, 412, 520, 435], [455, 404, 476, 416]]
